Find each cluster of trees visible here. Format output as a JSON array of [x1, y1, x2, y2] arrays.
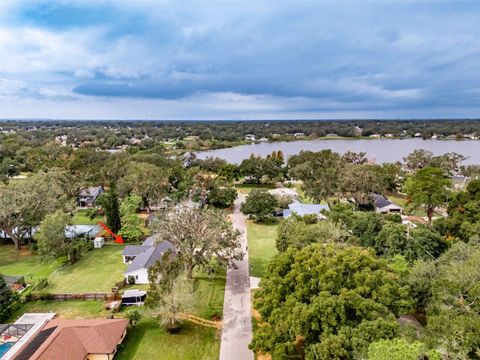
[[250, 183, 480, 359], [0, 172, 73, 250], [2, 120, 480, 173], [253, 214, 480, 358], [239, 152, 285, 184]]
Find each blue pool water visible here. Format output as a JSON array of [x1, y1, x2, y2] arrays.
[[0, 342, 14, 357]]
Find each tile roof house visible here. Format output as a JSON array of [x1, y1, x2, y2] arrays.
[[122, 236, 176, 284], [12, 318, 128, 360], [283, 203, 330, 220], [373, 194, 403, 214], [78, 186, 104, 208]]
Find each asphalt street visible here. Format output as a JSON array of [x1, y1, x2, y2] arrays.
[[219, 194, 254, 360]]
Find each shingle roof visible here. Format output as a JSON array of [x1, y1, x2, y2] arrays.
[[79, 186, 103, 199], [121, 245, 151, 256], [373, 194, 403, 210], [286, 203, 330, 217], [14, 319, 128, 360], [142, 236, 155, 246], [124, 240, 175, 274], [2, 274, 24, 284], [373, 194, 392, 209]]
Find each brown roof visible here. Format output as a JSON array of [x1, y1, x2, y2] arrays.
[[14, 318, 128, 360]]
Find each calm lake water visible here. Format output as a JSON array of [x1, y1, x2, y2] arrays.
[[195, 139, 480, 165]]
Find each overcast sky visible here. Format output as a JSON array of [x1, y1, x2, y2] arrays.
[[1, 1, 480, 120]]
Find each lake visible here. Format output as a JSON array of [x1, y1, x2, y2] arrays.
[[195, 138, 480, 164]]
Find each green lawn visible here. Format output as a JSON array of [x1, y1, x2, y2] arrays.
[[72, 209, 104, 225], [117, 271, 225, 360], [116, 319, 219, 360], [190, 273, 225, 319], [294, 184, 313, 204], [387, 194, 409, 208], [9, 300, 109, 321], [0, 245, 61, 281], [46, 244, 126, 293], [7, 246, 226, 360], [9, 300, 220, 360], [235, 183, 276, 194], [247, 220, 279, 278]]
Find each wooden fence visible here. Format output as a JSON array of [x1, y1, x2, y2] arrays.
[[27, 292, 110, 301]]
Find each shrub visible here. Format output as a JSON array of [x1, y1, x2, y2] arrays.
[[37, 291, 54, 300], [126, 308, 142, 327]]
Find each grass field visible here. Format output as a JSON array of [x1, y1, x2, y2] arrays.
[[117, 270, 225, 359], [9, 300, 109, 321], [246, 220, 279, 278], [72, 209, 104, 225], [0, 245, 61, 281], [235, 183, 276, 194], [5, 240, 226, 359], [116, 319, 219, 360], [46, 244, 126, 293], [294, 184, 313, 204]]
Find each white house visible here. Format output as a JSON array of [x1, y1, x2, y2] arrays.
[[283, 203, 330, 220], [373, 194, 403, 214], [122, 236, 175, 284]]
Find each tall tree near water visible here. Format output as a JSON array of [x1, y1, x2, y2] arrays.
[[288, 150, 344, 204], [406, 167, 451, 224]]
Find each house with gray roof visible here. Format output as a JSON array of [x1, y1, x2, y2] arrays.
[[373, 194, 403, 214], [78, 186, 104, 207], [283, 203, 330, 220], [122, 236, 175, 284]]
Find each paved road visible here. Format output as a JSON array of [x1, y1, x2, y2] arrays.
[[220, 194, 254, 360]]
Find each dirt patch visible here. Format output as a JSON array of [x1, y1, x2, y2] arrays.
[[252, 308, 261, 321], [257, 353, 272, 360]]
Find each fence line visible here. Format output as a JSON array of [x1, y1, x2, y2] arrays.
[[27, 292, 110, 301]]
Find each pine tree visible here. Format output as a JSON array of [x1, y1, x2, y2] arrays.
[[98, 183, 122, 233], [0, 276, 16, 322]]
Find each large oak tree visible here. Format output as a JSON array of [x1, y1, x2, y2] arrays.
[[251, 244, 412, 359], [152, 205, 243, 279]]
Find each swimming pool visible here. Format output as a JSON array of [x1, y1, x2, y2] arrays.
[[0, 342, 14, 357]]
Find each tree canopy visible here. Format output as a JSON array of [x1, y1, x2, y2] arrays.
[[251, 244, 412, 359], [152, 205, 243, 278], [276, 217, 348, 252], [405, 167, 452, 224], [240, 190, 278, 222]]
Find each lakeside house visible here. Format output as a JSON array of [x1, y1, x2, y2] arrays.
[[122, 236, 176, 284], [373, 194, 403, 214], [78, 186, 104, 208], [283, 203, 330, 220]]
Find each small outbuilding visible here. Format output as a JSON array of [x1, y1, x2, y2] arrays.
[[93, 237, 105, 248]]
